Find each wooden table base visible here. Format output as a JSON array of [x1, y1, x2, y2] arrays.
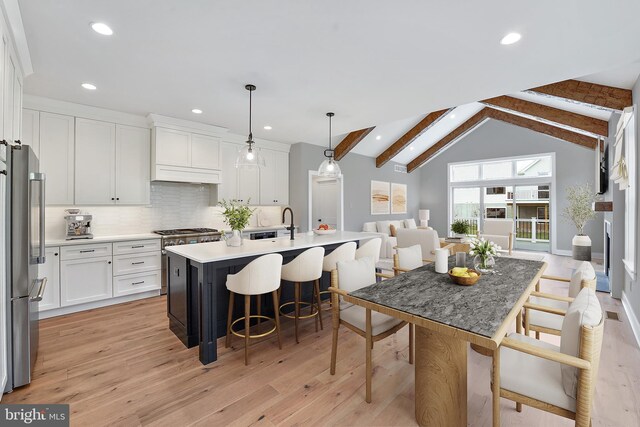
[[415, 326, 467, 427]]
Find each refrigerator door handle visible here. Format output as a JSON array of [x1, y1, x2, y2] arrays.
[[30, 278, 47, 302], [30, 172, 46, 264]]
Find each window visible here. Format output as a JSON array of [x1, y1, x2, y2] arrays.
[[624, 114, 636, 278], [449, 155, 553, 183]]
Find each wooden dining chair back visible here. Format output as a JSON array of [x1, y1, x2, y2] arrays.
[[525, 261, 596, 337], [328, 257, 413, 403], [494, 287, 604, 427], [393, 244, 431, 276]]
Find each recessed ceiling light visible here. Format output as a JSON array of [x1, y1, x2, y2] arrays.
[[191, 108, 203, 114], [81, 83, 97, 90], [91, 22, 113, 36], [409, 146, 415, 151], [263, 125, 272, 130], [375, 135, 381, 140], [450, 114, 456, 119], [500, 32, 521, 45]]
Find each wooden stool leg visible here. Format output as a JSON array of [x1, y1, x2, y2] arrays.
[[535, 331, 540, 340], [330, 292, 339, 375], [256, 294, 262, 330], [365, 308, 373, 403], [244, 294, 251, 365], [272, 290, 282, 350], [516, 402, 522, 412], [524, 307, 530, 337], [409, 324, 414, 365], [226, 291, 234, 348], [314, 279, 324, 331], [294, 282, 300, 344], [312, 282, 319, 333]]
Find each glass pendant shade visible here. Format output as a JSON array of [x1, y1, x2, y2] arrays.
[[318, 157, 341, 178], [235, 143, 265, 168]]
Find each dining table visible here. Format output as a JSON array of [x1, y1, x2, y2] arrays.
[[343, 255, 547, 427]]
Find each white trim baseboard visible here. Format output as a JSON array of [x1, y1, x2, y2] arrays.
[[622, 291, 640, 349], [38, 290, 160, 320]]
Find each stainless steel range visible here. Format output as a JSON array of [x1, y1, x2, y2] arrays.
[[154, 228, 222, 294]]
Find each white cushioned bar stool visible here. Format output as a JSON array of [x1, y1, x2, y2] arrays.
[[225, 253, 284, 365], [280, 247, 325, 343], [320, 242, 357, 311]]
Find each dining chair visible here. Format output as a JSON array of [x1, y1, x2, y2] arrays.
[[320, 241, 357, 310], [329, 256, 413, 403], [492, 287, 603, 427], [393, 244, 430, 276], [478, 218, 514, 255], [225, 253, 284, 365], [524, 261, 596, 338], [279, 247, 325, 343]]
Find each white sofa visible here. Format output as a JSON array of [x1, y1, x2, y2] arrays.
[[362, 219, 420, 259]]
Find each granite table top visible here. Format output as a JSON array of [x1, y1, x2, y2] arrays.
[[349, 256, 546, 339]]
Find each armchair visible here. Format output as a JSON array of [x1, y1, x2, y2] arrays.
[[493, 287, 604, 427], [479, 219, 514, 255], [395, 228, 453, 262]]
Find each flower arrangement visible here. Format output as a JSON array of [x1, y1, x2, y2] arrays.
[[218, 199, 255, 231], [469, 237, 501, 258], [561, 183, 597, 235]]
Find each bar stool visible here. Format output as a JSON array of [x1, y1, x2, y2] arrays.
[[320, 241, 357, 311], [225, 253, 283, 365], [355, 238, 381, 264], [280, 247, 325, 343]]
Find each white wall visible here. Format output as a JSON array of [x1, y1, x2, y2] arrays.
[[45, 182, 283, 239]]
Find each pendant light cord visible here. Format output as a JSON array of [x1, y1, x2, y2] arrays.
[[329, 114, 332, 151], [248, 87, 253, 142]]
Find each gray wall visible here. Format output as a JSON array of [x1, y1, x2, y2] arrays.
[[621, 74, 640, 331], [289, 142, 422, 232], [419, 119, 604, 254]]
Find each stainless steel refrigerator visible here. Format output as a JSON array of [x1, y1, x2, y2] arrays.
[[4, 144, 46, 392]]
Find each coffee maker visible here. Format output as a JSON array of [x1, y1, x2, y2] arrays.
[[64, 209, 93, 240]]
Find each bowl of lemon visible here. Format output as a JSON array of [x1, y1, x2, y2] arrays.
[[448, 267, 481, 286]]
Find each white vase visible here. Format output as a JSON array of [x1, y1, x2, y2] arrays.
[[572, 234, 591, 261], [225, 230, 243, 247]]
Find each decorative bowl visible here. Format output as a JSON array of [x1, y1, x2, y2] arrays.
[[313, 228, 337, 235], [448, 268, 481, 286]]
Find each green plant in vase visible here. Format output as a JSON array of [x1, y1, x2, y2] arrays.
[[450, 219, 470, 236], [218, 199, 255, 247]]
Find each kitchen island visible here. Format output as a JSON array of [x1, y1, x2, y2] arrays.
[[165, 231, 378, 364]]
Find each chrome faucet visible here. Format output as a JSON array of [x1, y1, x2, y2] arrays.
[[282, 207, 295, 240]]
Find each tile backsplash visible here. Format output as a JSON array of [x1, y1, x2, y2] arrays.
[[45, 182, 284, 240]]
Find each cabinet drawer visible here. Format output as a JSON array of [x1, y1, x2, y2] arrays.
[[113, 270, 161, 297], [60, 243, 112, 260], [113, 252, 161, 276], [113, 239, 161, 255]]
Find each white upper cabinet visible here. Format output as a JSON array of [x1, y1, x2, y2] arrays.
[[115, 125, 150, 205], [154, 127, 190, 167], [12, 71, 21, 143], [75, 118, 116, 204], [39, 112, 75, 205], [237, 167, 260, 204], [191, 133, 220, 170], [0, 36, 5, 162], [218, 141, 239, 201], [260, 149, 289, 206], [151, 126, 221, 184], [3, 48, 14, 146], [21, 109, 39, 157]]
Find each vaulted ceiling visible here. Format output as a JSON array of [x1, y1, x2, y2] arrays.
[[19, 0, 640, 157]]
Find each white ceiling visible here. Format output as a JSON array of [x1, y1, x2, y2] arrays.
[[19, 1, 640, 168]]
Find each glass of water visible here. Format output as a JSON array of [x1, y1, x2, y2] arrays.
[[455, 251, 467, 268]]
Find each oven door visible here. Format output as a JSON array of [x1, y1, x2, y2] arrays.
[[250, 231, 277, 240]]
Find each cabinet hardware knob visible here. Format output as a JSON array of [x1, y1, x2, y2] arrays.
[[131, 281, 145, 285], [111, 198, 115, 201], [54, 253, 58, 256], [0, 140, 7, 146], [0, 170, 6, 175], [108, 261, 112, 264], [14, 140, 21, 145], [116, 198, 120, 200]]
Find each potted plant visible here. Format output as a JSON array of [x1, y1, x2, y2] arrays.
[[450, 219, 470, 238], [218, 199, 255, 247], [561, 183, 597, 261]]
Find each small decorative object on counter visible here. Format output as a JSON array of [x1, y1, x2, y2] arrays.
[[448, 267, 481, 286], [450, 218, 470, 238], [469, 237, 500, 273], [219, 199, 255, 247], [434, 248, 449, 273], [455, 251, 467, 268]]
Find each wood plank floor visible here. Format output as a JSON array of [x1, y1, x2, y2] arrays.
[[3, 254, 639, 426]]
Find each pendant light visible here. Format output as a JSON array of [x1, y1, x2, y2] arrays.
[[236, 84, 265, 168], [318, 112, 342, 178]]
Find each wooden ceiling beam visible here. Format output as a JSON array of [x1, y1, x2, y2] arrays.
[[407, 109, 490, 172], [375, 109, 450, 168], [526, 79, 632, 112], [333, 126, 375, 160], [481, 95, 608, 137], [406, 107, 599, 173]]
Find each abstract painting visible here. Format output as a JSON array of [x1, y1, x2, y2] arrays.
[[371, 181, 390, 215], [391, 183, 407, 214]]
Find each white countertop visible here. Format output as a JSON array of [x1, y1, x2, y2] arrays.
[[45, 233, 160, 247], [223, 225, 291, 233], [165, 231, 379, 264]]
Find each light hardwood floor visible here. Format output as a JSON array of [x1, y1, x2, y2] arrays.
[[3, 253, 639, 426]]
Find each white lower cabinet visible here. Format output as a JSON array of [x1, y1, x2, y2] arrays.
[[113, 252, 161, 276], [37, 247, 61, 311], [60, 256, 113, 307]]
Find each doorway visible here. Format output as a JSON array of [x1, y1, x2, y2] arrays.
[[308, 172, 344, 231]]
